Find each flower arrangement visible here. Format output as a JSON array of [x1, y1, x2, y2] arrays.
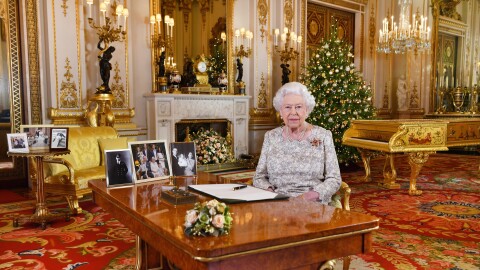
[[192, 128, 232, 164], [184, 199, 233, 237]]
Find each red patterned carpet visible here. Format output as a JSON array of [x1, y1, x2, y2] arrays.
[[340, 153, 480, 270], [0, 198, 136, 269], [0, 153, 479, 269]]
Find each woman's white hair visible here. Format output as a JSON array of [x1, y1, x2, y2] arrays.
[[273, 82, 316, 116]]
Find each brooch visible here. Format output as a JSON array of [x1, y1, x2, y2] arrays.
[[310, 138, 321, 147]]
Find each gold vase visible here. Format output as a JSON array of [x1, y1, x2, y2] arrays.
[[451, 86, 465, 112]]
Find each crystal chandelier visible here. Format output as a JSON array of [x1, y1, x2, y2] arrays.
[[377, 0, 431, 54]]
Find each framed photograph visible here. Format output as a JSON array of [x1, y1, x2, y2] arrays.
[[105, 149, 136, 188], [128, 140, 172, 183], [21, 125, 54, 150], [7, 133, 29, 153], [170, 142, 197, 177], [49, 128, 69, 150]]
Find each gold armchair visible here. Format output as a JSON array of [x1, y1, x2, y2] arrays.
[[36, 127, 120, 214]]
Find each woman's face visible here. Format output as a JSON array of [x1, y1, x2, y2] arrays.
[[280, 93, 307, 129], [188, 152, 193, 158]]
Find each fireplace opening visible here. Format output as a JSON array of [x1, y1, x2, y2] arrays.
[[175, 119, 231, 142]]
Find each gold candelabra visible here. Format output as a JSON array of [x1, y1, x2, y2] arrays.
[[86, 0, 128, 94], [150, 13, 176, 93], [234, 28, 253, 59], [86, 0, 128, 49], [273, 27, 302, 63]]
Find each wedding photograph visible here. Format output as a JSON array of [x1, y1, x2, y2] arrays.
[[128, 140, 172, 183], [170, 142, 197, 177], [49, 128, 69, 150], [21, 125, 53, 150]]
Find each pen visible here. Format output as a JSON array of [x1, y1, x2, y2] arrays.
[[233, 185, 247, 191]]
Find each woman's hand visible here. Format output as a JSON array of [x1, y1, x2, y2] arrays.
[[299, 190, 319, 202]]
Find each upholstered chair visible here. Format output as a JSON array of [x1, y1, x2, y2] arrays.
[[37, 127, 123, 214]]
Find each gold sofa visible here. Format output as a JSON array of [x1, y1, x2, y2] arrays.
[[40, 126, 122, 214]]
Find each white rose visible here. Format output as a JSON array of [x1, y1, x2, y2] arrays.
[[212, 214, 225, 228], [185, 210, 198, 227]]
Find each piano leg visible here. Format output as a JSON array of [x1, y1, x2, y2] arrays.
[[407, 152, 433, 196], [358, 149, 375, 182], [379, 153, 400, 189]]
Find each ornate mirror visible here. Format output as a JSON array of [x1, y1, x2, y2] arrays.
[[0, 0, 26, 187], [149, 0, 234, 93], [430, 0, 468, 113]]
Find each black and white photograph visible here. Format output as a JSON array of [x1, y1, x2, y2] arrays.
[[21, 125, 53, 150], [105, 149, 136, 188], [128, 140, 172, 183], [50, 128, 69, 150], [170, 142, 197, 177], [6, 133, 29, 153]]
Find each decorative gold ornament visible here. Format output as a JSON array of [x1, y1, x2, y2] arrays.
[[257, 0, 268, 43]]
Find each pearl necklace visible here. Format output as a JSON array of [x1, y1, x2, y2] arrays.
[[285, 124, 308, 141]]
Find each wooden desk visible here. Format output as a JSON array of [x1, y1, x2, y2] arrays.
[[8, 149, 70, 229], [89, 179, 379, 270]]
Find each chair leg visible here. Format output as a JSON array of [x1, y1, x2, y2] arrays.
[[343, 256, 351, 270], [65, 195, 83, 215]]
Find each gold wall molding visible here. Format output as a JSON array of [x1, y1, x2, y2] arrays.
[[257, 0, 268, 43], [111, 62, 126, 108], [368, 3, 375, 58], [26, 0, 42, 124], [61, 0, 68, 17], [0, 0, 6, 19], [284, 0, 293, 30], [257, 73, 267, 108], [60, 58, 79, 108]]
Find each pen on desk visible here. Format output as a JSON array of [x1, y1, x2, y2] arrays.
[[233, 185, 247, 191]]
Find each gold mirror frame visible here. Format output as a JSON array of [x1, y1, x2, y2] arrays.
[[429, 0, 467, 113], [149, 0, 234, 94], [0, 0, 26, 184]]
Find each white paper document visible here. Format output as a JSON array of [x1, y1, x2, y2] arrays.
[[188, 184, 289, 203]]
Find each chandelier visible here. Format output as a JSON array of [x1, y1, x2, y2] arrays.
[[377, 0, 430, 54]]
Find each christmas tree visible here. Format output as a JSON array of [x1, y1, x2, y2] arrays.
[[207, 38, 227, 87], [303, 22, 376, 165]]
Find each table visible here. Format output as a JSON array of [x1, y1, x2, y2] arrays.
[[8, 149, 70, 229], [89, 179, 379, 270]]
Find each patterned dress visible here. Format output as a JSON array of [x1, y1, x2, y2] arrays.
[[253, 125, 342, 204]]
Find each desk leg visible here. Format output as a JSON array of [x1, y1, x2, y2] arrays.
[[135, 236, 162, 270], [358, 149, 374, 182], [13, 156, 69, 229], [378, 153, 400, 189], [407, 152, 432, 196]]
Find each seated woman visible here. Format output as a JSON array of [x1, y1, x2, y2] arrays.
[[253, 82, 342, 204], [149, 156, 164, 177]]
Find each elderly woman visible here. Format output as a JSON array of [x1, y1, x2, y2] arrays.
[[253, 82, 342, 204]]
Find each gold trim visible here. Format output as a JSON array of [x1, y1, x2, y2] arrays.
[[257, 0, 268, 43], [284, 0, 293, 30], [257, 73, 267, 108], [61, 0, 68, 17], [192, 226, 379, 263], [368, 3, 375, 58], [26, 0, 42, 123], [3, 0, 26, 180], [76, 0, 82, 105]]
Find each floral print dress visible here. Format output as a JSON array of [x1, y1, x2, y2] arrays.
[[253, 125, 342, 204]]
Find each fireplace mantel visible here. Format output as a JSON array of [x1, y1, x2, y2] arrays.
[[144, 94, 250, 158]]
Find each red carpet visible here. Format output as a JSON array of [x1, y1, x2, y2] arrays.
[[0, 198, 135, 269], [0, 190, 29, 204], [339, 153, 480, 270], [0, 153, 478, 269]]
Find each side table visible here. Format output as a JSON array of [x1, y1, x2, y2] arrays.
[[7, 149, 71, 229]]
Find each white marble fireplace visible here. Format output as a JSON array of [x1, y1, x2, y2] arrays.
[[144, 94, 250, 158]]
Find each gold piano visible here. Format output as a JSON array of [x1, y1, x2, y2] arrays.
[[342, 119, 480, 195]]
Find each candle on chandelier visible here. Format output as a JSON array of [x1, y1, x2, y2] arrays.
[[99, 2, 107, 26], [86, 0, 93, 19]]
